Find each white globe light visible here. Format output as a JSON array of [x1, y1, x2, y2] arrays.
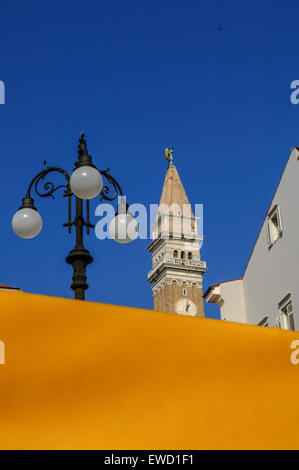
[[109, 213, 138, 244], [70, 166, 103, 200], [12, 208, 43, 239]]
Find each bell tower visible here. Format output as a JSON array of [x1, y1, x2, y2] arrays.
[[147, 148, 206, 317]]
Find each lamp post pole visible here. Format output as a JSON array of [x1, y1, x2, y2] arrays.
[[65, 133, 95, 300], [12, 132, 136, 301], [65, 196, 93, 300]]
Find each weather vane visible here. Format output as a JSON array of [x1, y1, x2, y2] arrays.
[[164, 146, 174, 166]]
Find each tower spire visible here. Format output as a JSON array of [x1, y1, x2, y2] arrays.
[[147, 148, 206, 317], [158, 163, 194, 217]]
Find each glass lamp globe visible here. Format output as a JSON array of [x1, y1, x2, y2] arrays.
[[109, 212, 138, 244], [12, 208, 43, 239], [70, 166, 103, 200]]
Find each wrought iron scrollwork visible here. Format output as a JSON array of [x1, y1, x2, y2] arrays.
[[26, 165, 70, 200], [99, 168, 124, 202], [26, 163, 123, 204], [24, 163, 124, 238]]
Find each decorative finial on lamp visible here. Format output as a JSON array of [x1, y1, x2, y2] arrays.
[[78, 131, 88, 157]]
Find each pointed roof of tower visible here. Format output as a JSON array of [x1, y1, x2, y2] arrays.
[[158, 164, 194, 217], [148, 151, 201, 246]]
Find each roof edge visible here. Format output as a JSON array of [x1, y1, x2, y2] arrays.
[[203, 277, 243, 298], [0, 283, 20, 290], [242, 147, 296, 278]]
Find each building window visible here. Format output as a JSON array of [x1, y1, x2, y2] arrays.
[[280, 301, 295, 331], [173, 250, 178, 258], [183, 288, 187, 296], [181, 251, 185, 259], [188, 252, 192, 260], [278, 295, 295, 331], [267, 206, 282, 248], [257, 316, 268, 327]]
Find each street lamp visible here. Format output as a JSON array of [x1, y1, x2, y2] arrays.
[[12, 132, 138, 300]]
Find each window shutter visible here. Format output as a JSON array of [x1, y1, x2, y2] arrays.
[[266, 221, 272, 247], [275, 311, 281, 328], [277, 206, 283, 234]]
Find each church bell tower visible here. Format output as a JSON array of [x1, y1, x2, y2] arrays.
[[147, 148, 206, 317]]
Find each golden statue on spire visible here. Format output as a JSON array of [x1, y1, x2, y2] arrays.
[[164, 146, 174, 166]]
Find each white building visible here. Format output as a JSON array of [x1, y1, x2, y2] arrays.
[[204, 147, 299, 331]]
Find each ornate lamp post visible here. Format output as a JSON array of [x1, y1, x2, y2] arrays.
[[12, 132, 138, 300]]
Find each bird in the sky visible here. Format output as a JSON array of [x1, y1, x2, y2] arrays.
[[217, 23, 222, 31]]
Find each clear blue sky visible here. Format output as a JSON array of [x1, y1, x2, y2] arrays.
[[1, 0, 299, 318]]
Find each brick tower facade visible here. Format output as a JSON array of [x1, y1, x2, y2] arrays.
[[147, 151, 206, 317]]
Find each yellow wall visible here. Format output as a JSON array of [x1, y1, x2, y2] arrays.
[[0, 289, 298, 450]]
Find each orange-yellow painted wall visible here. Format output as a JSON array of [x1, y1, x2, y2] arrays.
[[0, 289, 298, 450]]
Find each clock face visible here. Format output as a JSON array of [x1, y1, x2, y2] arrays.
[[175, 298, 197, 317]]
